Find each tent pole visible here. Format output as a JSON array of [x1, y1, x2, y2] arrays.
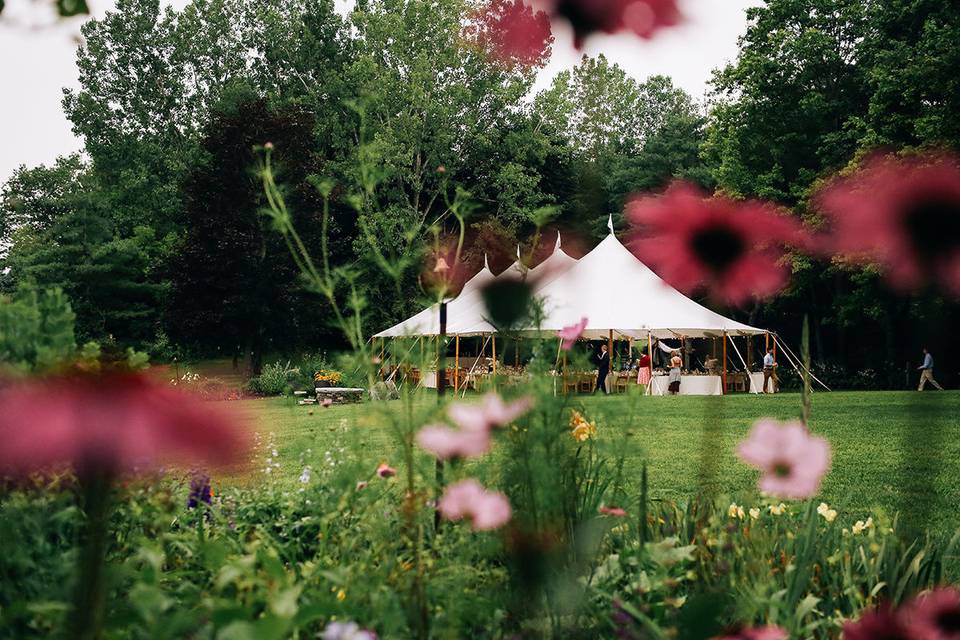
[[772, 334, 778, 363], [562, 351, 568, 396], [455, 335, 460, 392], [722, 331, 728, 395], [647, 331, 653, 396], [608, 329, 614, 367], [492, 334, 497, 375], [765, 332, 770, 352]]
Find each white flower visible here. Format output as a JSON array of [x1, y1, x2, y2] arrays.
[[852, 517, 873, 535], [768, 503, 787, 516], [817, 502, 838, 523], [728, 503, 745, 519], [748, 507, 761, 520]]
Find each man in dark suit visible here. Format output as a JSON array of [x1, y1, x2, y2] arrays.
[[595, 343, 610, 394]]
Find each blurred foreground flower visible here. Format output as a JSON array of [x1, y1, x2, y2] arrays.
[[416, 422, 491, 460], [907, 587, 960, 639], [322, 620, 378, 640], [842, 605, 911, 640], [448, 393, 533, 432], [737, 419, 831, 499], [598, 504, 626, 517], [469, 0, 553, 65], [569, 409, 597, 441], [376, 462, 396, 478], [548, 0, 683, 48], [557, 316, 588, 350], [0, 372, 249, 477], [815, 153, 960, 297], [438, 479, 512, 530], [714, 625, 787, 640], [627, 182, 811, 306]]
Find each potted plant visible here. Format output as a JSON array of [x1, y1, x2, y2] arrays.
[[314, 369, 342, 388]]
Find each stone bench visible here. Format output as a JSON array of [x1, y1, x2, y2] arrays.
[[315, 387, 364, 404]]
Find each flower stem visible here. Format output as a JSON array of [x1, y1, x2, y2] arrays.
[[70, 469, 112, 640]]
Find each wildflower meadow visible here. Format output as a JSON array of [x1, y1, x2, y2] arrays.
[[2, 0, 960, 638]]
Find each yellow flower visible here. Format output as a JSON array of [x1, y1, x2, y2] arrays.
[[852, 517, 873, 535], [569, 410, 597, 441], [336, 588, 346, 602], [728, 503, 745, 519], [749, 507, 761, 520], [817, 502, 838, 523], [768, 503, 787, 516]]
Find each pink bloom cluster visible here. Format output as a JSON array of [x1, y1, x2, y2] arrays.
[[0, 373, 250, 477], [417, 393, 533, 460], [626, 182, 811, 306], [737, 419, 831, 500], [843, 587, 960, 640], [438, 479, 512, 530], [546, 0, 683, 48], [715, 626, 787, 640]]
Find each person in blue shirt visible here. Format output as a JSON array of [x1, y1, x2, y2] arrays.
[[762, 347, 778, 394], [917, 347, 944, 391]]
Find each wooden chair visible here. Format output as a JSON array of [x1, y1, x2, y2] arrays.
[[562, 375, 578, 395], [578, 373, 594, 393], [615, 374, 628, 394]]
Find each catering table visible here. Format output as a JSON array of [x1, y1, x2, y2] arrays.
[[649, 374, 723, 396]]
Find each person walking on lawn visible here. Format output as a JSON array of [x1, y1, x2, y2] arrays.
[[917, 347, 944, 391], [762, 347, 778, 393]]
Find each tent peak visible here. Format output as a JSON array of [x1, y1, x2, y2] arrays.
[[555, 230, 562, 250], [607, 214, 615, 235], [484, 253, 489, 270]]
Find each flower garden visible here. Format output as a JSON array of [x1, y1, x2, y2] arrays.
[[3, 0, 960, 638]]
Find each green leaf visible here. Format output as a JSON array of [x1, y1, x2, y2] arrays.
[[269, 585, 303, 619], [56, 0, 89, 17]]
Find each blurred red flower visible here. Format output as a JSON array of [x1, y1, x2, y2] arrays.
[[0, 373, 250, 477], [814, 153, 960, 296], [714, 625, 787, 640], [470, 0, 553, 66], [906, 587, 960, 640], [548, 0, 682, 48], [626, 182, 811, 306], [841, 606, 912, 640]]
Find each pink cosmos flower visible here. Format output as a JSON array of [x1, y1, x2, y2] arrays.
[[544, 0, 683, 48], [598, 505, 627, 517], [355, 481, 368, 491], [715, 626, 788, 640], [321, 398, 333, 408], [322, 621, 378, 640], [906, 587, 960, 640], [557, 317, 588, 350], [815, 153, 960, 297], [416, 423, 491, 460], [737, 419, 831, 500], [626, 181, 812, 306], [438, 479, 512, 530], [841, 606, 912, 640], [376, 462, 396, 478], [447, 393, 534, 432], [0, 372, 250, 477], [469, 0, 553, 66]]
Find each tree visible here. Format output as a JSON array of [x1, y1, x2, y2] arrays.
[[164, 90, 329, 374]]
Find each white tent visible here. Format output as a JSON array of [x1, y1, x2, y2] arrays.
[[375, 225, 765, 339]]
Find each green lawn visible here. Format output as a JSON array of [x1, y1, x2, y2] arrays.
[[227, 390, 960, 540]]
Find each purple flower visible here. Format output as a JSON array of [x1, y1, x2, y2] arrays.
[[187, 471, 212, 509]]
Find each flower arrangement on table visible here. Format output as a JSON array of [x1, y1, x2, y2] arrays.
[[314, 369, 342, 386]]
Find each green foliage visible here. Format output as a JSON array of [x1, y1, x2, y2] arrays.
[[0, 284, 77, 372], [245, 360, 302, 396]]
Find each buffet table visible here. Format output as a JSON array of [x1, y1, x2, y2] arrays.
[[649, 374, 723, 396]]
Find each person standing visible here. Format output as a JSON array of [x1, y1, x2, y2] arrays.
[[762, 347, 778, 394], [636, 350, 652, 389], [595, 343, 610, 394], [917, 347, 944, 391], [668, 350, 682, 395]]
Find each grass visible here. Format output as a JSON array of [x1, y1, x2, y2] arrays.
[[224, 389, 960, 541]]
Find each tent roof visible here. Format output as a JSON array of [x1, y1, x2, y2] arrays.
[[373, 230, 765, 340]]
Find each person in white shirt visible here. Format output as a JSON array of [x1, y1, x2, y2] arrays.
[[762, 348, 778, 394], [917, 347, 944, 391]]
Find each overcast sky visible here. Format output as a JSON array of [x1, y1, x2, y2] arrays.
[[0, 0, 760, 186]]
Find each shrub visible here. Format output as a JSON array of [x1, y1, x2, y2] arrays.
[[245, 360, 301, 395]]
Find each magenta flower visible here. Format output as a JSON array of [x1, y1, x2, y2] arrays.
[[546, 0, 683, 49], [469, 0, 553, 66], [322, 621, 378, 640], [376, 462, 396, 478], [438, 479, 512, 530], [598, 505, 627, 517], [715, 626, 788, 640], [321, 398, 333, 408], [416, 423, 491, 460], [737, 419, 831, 499], [355, 480, 368, 491], [841, 606, 912, 640], [447, 393, 533, 432], [815, 153, 960, 297], [906, 587, 960, 640], [557, 317, 588, 350], [0, 373, 250, 477], [626, 182, 812, 306]]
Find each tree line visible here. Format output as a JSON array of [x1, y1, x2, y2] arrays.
[[1, 0, 958, 386]]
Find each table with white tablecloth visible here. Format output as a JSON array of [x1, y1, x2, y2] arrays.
[[648, 374, 723, 396]]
